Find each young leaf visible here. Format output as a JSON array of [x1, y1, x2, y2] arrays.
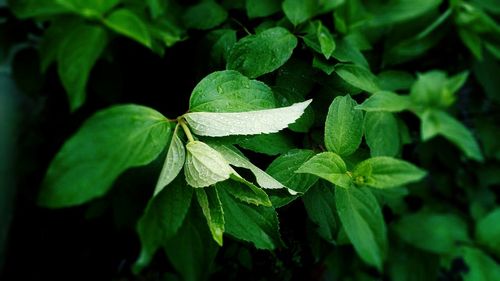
[[39, 105, 172, 208], [303, 181, 337, 243], [134, 176, 193, 272], [296, 152, 351, 188], [219, 177, 272, 207], [335, 64, 381, 94], [154, 125, 185, 196], [182, 0, 228, 30], [355, 91, 413, 112], [196, 187, 225, 246], [104, 9, 152, 48], [189, 70, 276, 112], [336, 186, 388, 270], [420, 110, 483, 161], [324, 95, 363, 156], [58, 24, 108, 111], [475, 208, 500, 255], [393, 211, 470, 254], [184, 141, 233, 188], [364, 112, 400, 157], [227, 27, 297, 78], [183, 99, 312, 137], [218, 187, 283, 250], [353, 157, 426, 189]]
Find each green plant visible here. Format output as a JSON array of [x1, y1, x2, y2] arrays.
[[3, 0, 500, 280]]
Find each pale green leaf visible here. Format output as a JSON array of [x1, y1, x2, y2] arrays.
[[183, 99, 312, 137], [196, 187, 225, 246], [325, 95, 363, 156], [227, 27, 297, 78], [353, 157, 426, 189], [335, 64, 381, 94], [189, 70, 276, 112], [39, 105, 172, 207], [184, 141, 233, 188], [336, 186, 387, 270], [218, 187, 282, 250], [154, 125, 185, 196], [104, 9, 152, 48], [58, 24, 107, 111], [364, 112, 400, 157], [356, 91, 413, 112], [296, 152, 351, 188]]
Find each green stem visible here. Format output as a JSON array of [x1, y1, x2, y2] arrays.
[[179, 118, 195, 142]]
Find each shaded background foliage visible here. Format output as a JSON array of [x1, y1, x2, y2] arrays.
[[1, 0, 500, 280]]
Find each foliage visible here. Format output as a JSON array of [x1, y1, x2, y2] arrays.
[[2, 0, 500, 280]]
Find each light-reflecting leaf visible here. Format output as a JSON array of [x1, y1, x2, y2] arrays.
[[296, 152, 351, 188], [196, 187, 225, 246], [154, 125, 185, 196], [184, 141, 233, 188]]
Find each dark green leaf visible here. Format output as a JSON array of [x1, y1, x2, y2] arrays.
[[104, 9, 152, 48], [476, 208, 500, 256], [364, 112, 400, 157], [39, 105, 172, 208], [183, 0, 228, 30], [266, 149, 318, 193], [56, 0, 119, 18], [303, 180, 337, 243], [246, 0, 281, 18], [8, 0, 68, 18], [238, 132, 295, 156], [460, 247, 500, 281], [334, 64, 381, 94]]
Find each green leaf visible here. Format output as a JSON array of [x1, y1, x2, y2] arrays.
[[56, 0, 119, 18], [134, 176, 193, 272], [219, 177, 272, 207], [336, 186, 387, 270], [104, 8, 152, 48], [476, 208, 500, 256], [208, 29, 237, 65], [209, 143, 290, 192], [394, 211, 470, 254], [355, 91, 413, 112], [317, 22, 336, 59], [303, 181, 337, 243], [377, 71, 415, 91], [368, 0, 442, 27], [196, 187, 225, 246], [218, 187, 282, 250], [296, 152, 351, 188], [335, 64, 381, 94], [58, 24, 108, 111], [364, 112, 400, 157], [154, 125, 185, 196], [182, 0, 228, 30], [8, 0, 69, 19], [183, 99, 311, 137], [324, 95, 363, 156], [460, 247, 500, 281], [420, 110, 483, 161], [282, 0, 316, 25], [266, 149, 318, 193], [227, 27, 297, 78], [331, 36, 369, 68], [184, 141, 233, 188], [39, 105, 172, 208], [237, 132, 295, 156], [410, 70, 468, 109], [189, 70, 276, 112], [246, 0, 281, 18], [353, 157, 426, 189], [164, 206, 219, 281]]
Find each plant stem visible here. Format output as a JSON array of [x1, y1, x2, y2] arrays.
[[178, 118, 195, 142]]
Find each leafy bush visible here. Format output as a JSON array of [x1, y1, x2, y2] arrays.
[[2, 0, 500, 280]]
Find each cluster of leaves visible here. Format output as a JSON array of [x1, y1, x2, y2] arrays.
[[4, 0, 500, 280]]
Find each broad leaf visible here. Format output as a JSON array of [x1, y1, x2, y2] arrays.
[[237, 132, 295, 156], [218, 187, 283, 250], [58, 24, 108, 111], [420, 110, 483, 161], [393, 211, 470, 254], [364, 112, 400, 157], [324, 95, 363, 156], [184, 141, 233, 188], [266, 149, 318, 193], [39, 105, 172, 208], [154, 125, 185, 196], [476, 208, 500, 255], [356, 91, 413, 112], [336, 186, 387, 270], [189, 70, 275, 112], [460, 247, 500, 281], [182, 0, 228, 30], [9, 0, 69, 18], [227, 27, 297, 78], [246, 0, 281, 18], [335, 64, 381, 94], [183, 99, 311, 137], [134, 176, 193, 272], [56, 0, 119, 17], [303, 181, 337, 243], [218, 177, 271, 206], [296, 152, 351, 188], [353, 157, 426, 188], [196, 187, 225, 246], [104, 9, 152, 48], [282, 0, 316, 25]]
